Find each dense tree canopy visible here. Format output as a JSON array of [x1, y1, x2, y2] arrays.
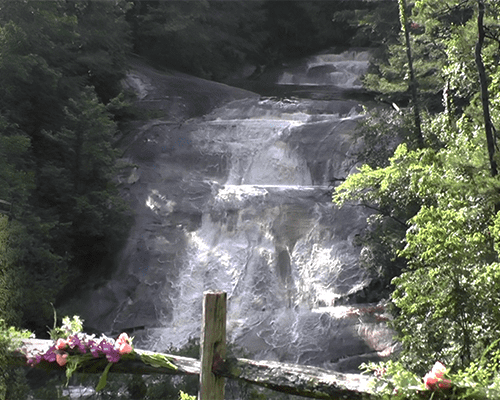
[[127, 0, 378, 80], [0, 0, 132, 333], [335, 0, 500, 374]]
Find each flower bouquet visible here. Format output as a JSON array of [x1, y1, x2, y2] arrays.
[[25, 316, 134, 391]]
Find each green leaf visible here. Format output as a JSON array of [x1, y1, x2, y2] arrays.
[[96, 362, 113, 392], [140, 353, 178, 371], [65, 356, 80, 385]]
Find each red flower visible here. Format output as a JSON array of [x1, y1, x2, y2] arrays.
[[423, 361, 452, 390]]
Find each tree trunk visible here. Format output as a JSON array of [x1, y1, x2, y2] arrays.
[[398, 0, 424, 148], [475, 0, 498, 178]]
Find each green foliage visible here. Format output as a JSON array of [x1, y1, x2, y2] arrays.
[[95, 362, 113, 392], [0, 320, 33, 400], [129, 0, 234, 79], [140, 353, 178, 371], [128, 1, 378, 81], [354, 107, 409, 169], [362, 356, 500, 400], [362, 0, 459, 114], [337, 125, 500, 370], [179, 391, 196, 400], [362, 360, 423, 399], [0, 216, 22, 326], [66, 0, 132, 103], [143, 374, 198, 400], [0, 118, 33, 219], [0, 319, 33, 353], [344, 108, 415, 289], [336, 0, 500, 377], [334, 143, 427, 227], [0, 0, 132, 331], [458, 339, 500, 389], [347, 1, 401, 49], [334, 142, 421, 286], [49, 315, 84, 340]]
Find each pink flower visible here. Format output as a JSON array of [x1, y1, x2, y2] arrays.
[[116, 333, 133, 355], [118, 342, 133, 355], [116, 333, 130, 346], [56, 352, 68, 366], [423, 361, 452, 390], [55, 338, 68, 350]]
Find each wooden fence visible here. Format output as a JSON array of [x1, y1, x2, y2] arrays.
[[12, 291, 381, 400]]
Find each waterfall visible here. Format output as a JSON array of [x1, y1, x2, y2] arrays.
[[277, 50, 371, 88], [66, 49, 396, 372]]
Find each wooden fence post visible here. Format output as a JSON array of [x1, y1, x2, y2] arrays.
[[199, 291, 227, 400]]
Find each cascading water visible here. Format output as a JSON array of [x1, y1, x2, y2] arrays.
[[277, 50, 371, 88], [67, 49, 396, 373]]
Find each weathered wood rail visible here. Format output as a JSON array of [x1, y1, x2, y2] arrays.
[[12, 291, 379, 399], [14, 340, 376, 399], [14, 339, 375, 399]]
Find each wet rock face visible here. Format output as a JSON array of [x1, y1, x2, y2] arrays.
[[66, 51, 397, 372], [122, 58, 259, 122]]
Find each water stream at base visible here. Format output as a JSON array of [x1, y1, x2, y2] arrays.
[[67, 49, 396, 373]]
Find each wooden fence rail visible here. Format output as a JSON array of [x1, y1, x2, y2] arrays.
[[13, 340, 375, 399], [11, 291, 379, 399]]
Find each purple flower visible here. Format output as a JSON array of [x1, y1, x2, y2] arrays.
[[87, 340, 100, 358], [27, 354, 42, 366], [97, 339, 120, 362], [69, 334, 86, 353], [25, 332, 125, 368], [97, 339, 113, 353], [97, 338, 121, 363], [105, 348, 120, 363], [42, 346, 57, 363]]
